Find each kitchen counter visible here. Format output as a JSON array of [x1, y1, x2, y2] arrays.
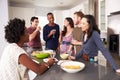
[[33, 54, 120, 80]]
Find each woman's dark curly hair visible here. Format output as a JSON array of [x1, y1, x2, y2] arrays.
[[5, 18, 25, 43]]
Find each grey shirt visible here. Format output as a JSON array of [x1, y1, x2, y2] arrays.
[[72, 27, 82, 54], [76, 31, 118, 70]]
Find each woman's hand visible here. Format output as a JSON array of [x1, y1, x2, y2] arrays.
[[116, 69, 120, 73], [68, 56, 75, 60]]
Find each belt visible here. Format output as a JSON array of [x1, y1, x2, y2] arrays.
[[62, 41, 70, 45]]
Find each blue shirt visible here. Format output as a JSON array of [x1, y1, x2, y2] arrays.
[[43, 24, 60, 50], [76, 31, 118, 70]]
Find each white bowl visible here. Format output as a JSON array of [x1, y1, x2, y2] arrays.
[[60, 61, 85, 73]]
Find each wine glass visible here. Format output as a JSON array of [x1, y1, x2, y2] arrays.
[[66, 50, 72, 56], [52, 29, 56, 38], [50, 50, 56, 58]]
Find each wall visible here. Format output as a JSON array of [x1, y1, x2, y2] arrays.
[[0, 0, 9, 58], [106, 0, 120, 34], [9, 7, 35, 27], [106, 0, 120, 15], [53, 0, 88, 30], [108, 15, 120, 34], [53, 10, 64, 30], [70, 0, 88, 16]]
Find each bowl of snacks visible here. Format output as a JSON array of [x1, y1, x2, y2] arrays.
[[60, 61, 85, 73], [31, 51, 50, 59]]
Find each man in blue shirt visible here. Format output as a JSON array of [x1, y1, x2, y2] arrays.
[[43, 12, 60, 50]]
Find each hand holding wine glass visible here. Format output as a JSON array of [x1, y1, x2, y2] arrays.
[[36, 26, 41, 31], [52, 29, 56, 38]]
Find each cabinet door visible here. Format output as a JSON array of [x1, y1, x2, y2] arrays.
[[98, 0, 107, 32], [109, 35, 119, 53]]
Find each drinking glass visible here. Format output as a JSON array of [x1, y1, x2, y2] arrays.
[[66, 50, 72, 56], [50, 50, 56, 58], [52, 29, 56, 38]]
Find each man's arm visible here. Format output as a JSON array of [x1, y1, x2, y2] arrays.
[[29, 27, 40, 41]]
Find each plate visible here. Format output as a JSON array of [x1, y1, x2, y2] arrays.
[[60, 61, 85, 73], [32, 59, 39, 64], [43, 58, 58, 63]]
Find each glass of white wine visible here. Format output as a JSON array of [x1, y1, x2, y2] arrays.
[[50, 50, 56, 58]]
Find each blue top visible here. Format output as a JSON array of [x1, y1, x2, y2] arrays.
[[43, 24, 60, 50], [76, 31, 118, 70]]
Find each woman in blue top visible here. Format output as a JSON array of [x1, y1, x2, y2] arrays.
[[69, 14, 120, 73]]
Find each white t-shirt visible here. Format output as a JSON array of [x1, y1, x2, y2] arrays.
[[0, 43, 27, 80]]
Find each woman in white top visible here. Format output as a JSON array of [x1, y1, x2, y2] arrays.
[[0, 18, 55, 80]]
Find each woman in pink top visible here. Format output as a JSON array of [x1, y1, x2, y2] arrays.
[[59, 17, 75, 56]]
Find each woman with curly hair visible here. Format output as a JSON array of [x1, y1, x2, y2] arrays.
[[0, 18, 55, 80]]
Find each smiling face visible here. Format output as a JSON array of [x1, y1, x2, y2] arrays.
[[73, 14, 81, 25], [64, 19, 70, 27], [47, 14, 54, 24], [81, 17, 89, 32], [31, 19, 39, 27]]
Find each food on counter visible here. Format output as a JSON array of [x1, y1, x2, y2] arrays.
[[63, 65, 80, 69], [60, 53, 69, 59], [60, 61, 85, 73], [35, 53, 50, 59], [31, 51, 40, 56], [32, 51, 50, 59]]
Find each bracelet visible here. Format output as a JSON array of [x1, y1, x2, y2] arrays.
[[44, 63, 50, 68]]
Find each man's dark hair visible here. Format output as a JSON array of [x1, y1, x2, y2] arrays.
[[5, 18, 25, 43], [30, 16, 38, 22], [47, 12, 53, 16]]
